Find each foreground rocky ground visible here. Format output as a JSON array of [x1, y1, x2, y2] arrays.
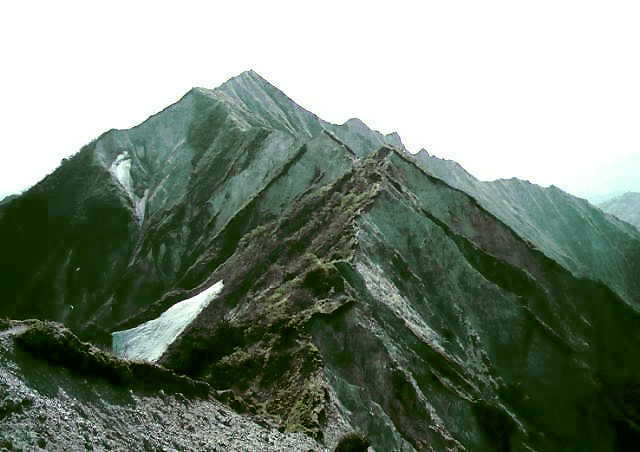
[[0, 321, 328, 451]]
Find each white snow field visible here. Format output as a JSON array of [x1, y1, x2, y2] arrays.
[[111, 280, 224, 362]]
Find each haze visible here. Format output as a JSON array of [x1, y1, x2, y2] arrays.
[[1, 1, 639, 200]]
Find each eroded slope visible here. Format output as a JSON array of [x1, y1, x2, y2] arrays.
[[415, 150, 640, 308], [156, 147, 640, 451]]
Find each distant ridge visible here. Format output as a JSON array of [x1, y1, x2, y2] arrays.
[[600, 191, 640, 229]]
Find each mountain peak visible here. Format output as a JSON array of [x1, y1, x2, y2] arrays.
[[221, 69, 273, 89], [5, 72, 640, 451], [209, 70, 326, 138]]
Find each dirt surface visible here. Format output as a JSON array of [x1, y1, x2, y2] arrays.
[[0, 321, 325, 451]]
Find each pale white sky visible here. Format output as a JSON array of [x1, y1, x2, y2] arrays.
[[1, 1, 639, 200]]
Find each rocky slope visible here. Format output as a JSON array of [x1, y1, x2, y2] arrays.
[[599, 192, 640, 230], [0, 320, 324, 451], [414, 150, 640, 308], [2, 70, 640, 451]]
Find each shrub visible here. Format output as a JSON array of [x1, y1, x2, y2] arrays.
[[334, 431, 370, 452]]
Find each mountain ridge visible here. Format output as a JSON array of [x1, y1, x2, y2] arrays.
[[2, 71, 640, 451], [599, 192, 640, 230], [415, 148, 640, 309]]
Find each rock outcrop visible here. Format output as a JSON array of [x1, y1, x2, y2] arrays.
[[2, 71, 640, 451]]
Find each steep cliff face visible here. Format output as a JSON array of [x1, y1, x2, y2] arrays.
[[600, 192, 640, 230], [2, 71, 640, 451], [414, 150, 640, 308]]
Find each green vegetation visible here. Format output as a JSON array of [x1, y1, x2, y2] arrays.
[[14, 320, 210, 398], [334, 432, 370, 452]]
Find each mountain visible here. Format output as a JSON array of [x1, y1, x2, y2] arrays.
[[599, 192, 640, 230], [575, 153, 640, 203], [414, 150, 640, 309], [2, 70, 640, 451]]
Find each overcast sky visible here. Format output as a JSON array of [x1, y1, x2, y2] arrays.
[[1, 1, 639, 200]]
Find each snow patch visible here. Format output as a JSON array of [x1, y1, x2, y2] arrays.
[[111, 280, 224, 362], [109, 151, 146, 222], [110, 152, 134, 195]]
